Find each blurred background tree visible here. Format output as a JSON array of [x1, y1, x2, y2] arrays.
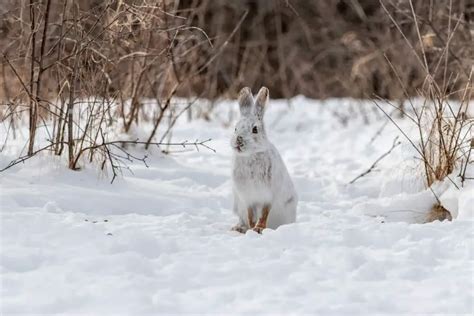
[[1, 0, 472, 101]]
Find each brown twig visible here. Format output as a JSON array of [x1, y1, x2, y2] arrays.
[[349, 136, 401, 184]]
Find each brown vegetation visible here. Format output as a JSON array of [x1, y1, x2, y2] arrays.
[[369, 0, 473, 222], [1, 0, 219, 178], [1, 0, 472, 101], [426, 203, 453, 223]]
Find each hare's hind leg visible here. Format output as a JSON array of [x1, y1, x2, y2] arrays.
[[253, 204, 271, 234]]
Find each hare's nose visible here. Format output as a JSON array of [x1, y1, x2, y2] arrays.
[[237, 136, 243, 143]]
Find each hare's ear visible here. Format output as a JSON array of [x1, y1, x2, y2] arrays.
[[238, 87, 253, 116], [255, 86, 269, 120]]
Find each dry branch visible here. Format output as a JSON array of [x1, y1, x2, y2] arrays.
[[349, 136, 401, 184]]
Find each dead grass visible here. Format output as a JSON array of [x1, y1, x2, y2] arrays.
[[0, 0, 219, 179], [375, 0, 473, 222], [426, 203, 453, 223]]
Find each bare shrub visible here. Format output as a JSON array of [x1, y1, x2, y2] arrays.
[[3, 1, 472, 100], [374, 0, 473, 222], [0, 0, 219, 179], [171, 0, 472, 101]]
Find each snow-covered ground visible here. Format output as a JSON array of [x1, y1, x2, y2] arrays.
[[1, 97, 473, 315]]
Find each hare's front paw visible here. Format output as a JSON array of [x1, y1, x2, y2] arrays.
[[252, 225, 265, 234], [231, 224, 247, 234]]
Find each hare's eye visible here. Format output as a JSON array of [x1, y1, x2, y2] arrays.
[[252, 126, 258, 134]]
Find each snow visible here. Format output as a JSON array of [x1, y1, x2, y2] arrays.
[[1, 97, 473, 315]]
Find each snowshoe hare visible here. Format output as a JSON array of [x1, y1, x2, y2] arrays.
[[231, 86, 298, 233]]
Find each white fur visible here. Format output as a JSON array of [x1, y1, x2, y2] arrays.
[[231, 87, 298, 231]]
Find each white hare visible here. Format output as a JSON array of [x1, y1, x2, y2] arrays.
[[231, 86, 298, 233]]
